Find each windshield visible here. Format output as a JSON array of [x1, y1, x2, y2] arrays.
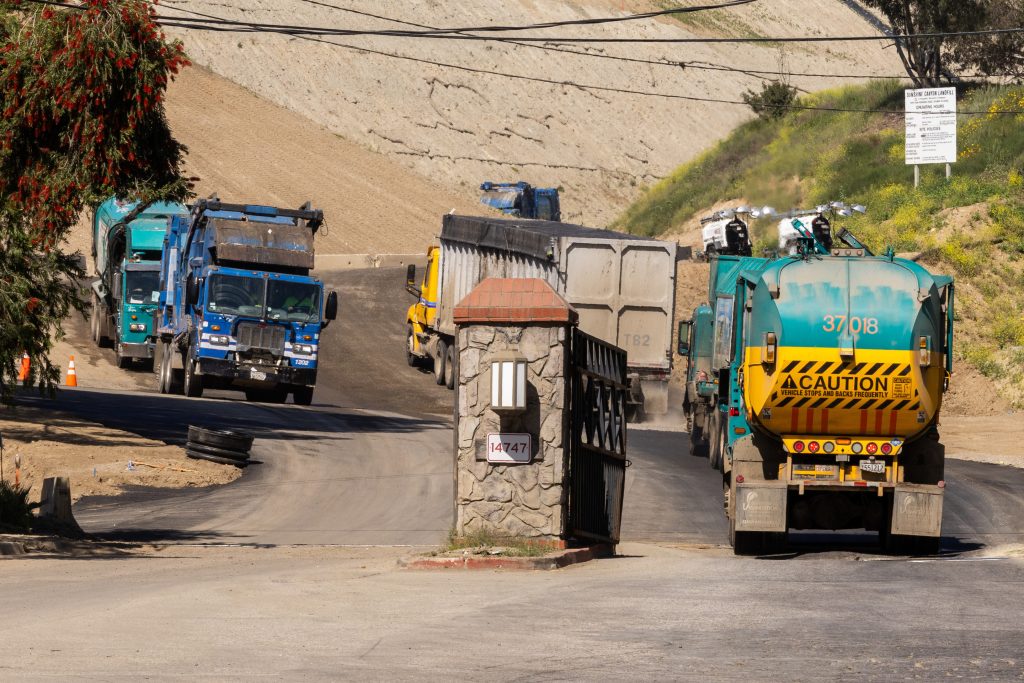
[[208, 274, 265, 317], [125, 271, 160, 305], [266, 280, 321, 323]]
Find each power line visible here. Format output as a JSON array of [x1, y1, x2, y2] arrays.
[[24, 1, 1024, 45], [271, 0, 1021, 82], [21, 0, 1024, 114]]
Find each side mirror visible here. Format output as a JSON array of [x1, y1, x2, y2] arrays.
[[677, 320, 692, 356], [324, 290, 338, 322], [186, 274, 199, 307], [717, 367, 731, 407], [405, 264, 420, 297]]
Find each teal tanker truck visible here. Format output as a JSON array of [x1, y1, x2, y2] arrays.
[[91, 197, 190, 368], [680, 233, 953, 555]]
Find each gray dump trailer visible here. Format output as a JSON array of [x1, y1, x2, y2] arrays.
[[419, 214, 678, 416]]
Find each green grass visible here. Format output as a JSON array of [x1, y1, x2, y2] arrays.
[[442, 528, 553, 557], [615, 81, 1024, 407]]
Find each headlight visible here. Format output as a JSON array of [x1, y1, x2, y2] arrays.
[[296, 344, 315, 355], [129, 323, 147, 332], [209, 335, 230, 345]]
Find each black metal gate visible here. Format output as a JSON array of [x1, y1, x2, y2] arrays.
[[567, 329, 628, 544]]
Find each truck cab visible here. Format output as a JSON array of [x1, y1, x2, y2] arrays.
[[156, 199, 337, 405], [479, 181, 561, 222], [92, 198, 190, 367]]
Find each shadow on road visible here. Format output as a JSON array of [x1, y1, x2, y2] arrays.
[[18, 387, 447, 448]]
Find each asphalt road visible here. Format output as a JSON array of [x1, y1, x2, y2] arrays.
[[7, 267, 1024, 678]]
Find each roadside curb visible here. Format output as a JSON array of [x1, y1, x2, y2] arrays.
[[399, 544, 614, 570], [0, 540, 27, 557]]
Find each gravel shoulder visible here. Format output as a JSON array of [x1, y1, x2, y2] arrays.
[[0, 404, 239, 505]]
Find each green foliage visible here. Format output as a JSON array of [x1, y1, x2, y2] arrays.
[[0, 1, 192, 402], [0, 479, 32, 532], [861, 0, 985, 86], [992, 312, 1024, 348], [444, 528, 551, 557], [743, 81, 798, 121], [965, 345, 1002, 378]]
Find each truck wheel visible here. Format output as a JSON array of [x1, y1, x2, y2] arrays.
[[445, 343, 456, 390], [157, 345, 169, 394], [115, 343, 131, 369], [92, 295, 110, 348], [434, 338, 448, 386], [406, 326, 420, 367], [183, 346, 204, 398], [90, 294, 101, 346], [293, 386, 314, 406]]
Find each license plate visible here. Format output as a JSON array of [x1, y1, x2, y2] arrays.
[[859, 460, 886, 474], [249, 368, 267, 381], [793, 464, 838, 479]]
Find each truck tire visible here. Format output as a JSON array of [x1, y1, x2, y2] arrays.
[[293, 385, 314, 406], [187, 425, 254, 453], [157, 343, 171, 394], [434, 338, 448, 386], [183, 346, 203, 398], [406, 325, 420, 367], [445, 343, 456, 390], [92, 295, 110, 348], [115, 343, 131, 369], [186, 441, 250, 462], [186, 449, 249, 468], [90, 294, 101, 346]]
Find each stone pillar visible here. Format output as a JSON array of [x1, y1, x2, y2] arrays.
[[452, 278, 577, 542]]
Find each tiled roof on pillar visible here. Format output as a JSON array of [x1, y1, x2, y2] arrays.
[[453, 278, 577, 325]]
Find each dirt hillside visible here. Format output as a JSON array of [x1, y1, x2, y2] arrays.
[[161, 0, 902, 228]]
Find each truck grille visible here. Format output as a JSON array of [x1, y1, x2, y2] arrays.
[[236, 322, 286, 358]]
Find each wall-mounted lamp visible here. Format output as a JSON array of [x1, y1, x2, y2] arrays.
[[491, 352, 528, 412]]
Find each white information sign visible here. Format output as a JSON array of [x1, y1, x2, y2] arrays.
[[905, 87, 957, 165], [486, 433, 532, 464]]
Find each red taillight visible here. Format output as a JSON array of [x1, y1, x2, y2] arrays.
[[793, 441, 805, 453], [736, 475, 745, 484], [866, 442, 878, 455], [729, 407, 740, 417], [808, 441, 820, 453], [938, 480, 946, 489], [881, 442, 893, 455]]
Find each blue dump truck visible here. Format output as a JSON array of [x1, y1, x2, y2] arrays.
[[154, 198, 337, 404], [479, 181, 561, 221], [679, 231, 953, 555], [91, 198, 190, 368]]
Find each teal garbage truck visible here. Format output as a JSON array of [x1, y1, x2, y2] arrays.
[[679, 232, 954, 555], [91, 197, 190, 368]]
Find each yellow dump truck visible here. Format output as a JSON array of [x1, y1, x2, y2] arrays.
[[405, 214, 679, 418]]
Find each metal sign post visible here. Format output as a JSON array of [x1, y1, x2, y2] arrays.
[[905, 87, 957, 187]]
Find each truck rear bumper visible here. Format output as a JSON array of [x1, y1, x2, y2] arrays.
[[734, 481, 944, 536], [120, 342, 153, 359], [198, 358, 317, 388]]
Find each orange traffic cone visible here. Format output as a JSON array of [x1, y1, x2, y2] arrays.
[[17, 352, 30, 382], [66, 355, 78, 387]]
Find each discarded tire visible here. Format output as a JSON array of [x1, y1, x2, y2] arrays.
[[185, 441, 250, 462], [186, 449, 249, 468], [187, 425, 254, 453]]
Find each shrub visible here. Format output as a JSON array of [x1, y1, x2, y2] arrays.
[[0, 480, 32, 532], [743, 81, 798, 121]]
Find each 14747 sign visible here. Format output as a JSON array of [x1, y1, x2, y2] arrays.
[[486, 433, 533, 464]]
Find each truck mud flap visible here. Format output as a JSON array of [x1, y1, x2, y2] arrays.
[[891, 486, 943, 537], [734, 483, 787, 533]]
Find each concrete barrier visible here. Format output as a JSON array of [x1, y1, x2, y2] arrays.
[[315, 253, 425, 272]]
